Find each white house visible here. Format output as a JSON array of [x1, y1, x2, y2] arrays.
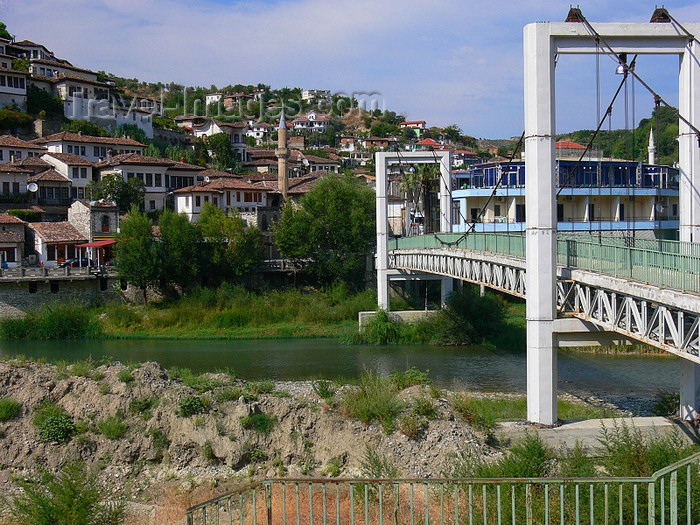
[[292, 111, 330, 131], [95, 153, 203, 211], [0, 135, 47, 162], [301, 89, 331, 102], [14, 40, 55, 61], [34, 132, 145, 163], [28, 221, 87, 267], [205, 93, 222, 106], [41, 152, 94, 200], [173, 174, 269, 223], [193, 119, 249, 162], [247, 122, 272, 144], [0, 67, 28, 109]]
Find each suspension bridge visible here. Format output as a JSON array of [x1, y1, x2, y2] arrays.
[[377, 20, 700, 426]]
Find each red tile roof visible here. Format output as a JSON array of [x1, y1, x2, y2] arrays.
[[0, 213, 26, 224], [0, 135, 47, 151], [556, 141, 587, 150], [29, 222, 87, 243], [34, 132, 144, 147], [28, 169, 70, 183], [416, 138, 439, 146], [43, 152, 94, 166]]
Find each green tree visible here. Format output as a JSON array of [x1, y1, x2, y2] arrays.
[[246, 135, 256, 147], [115, 207, 160, 304], [197, 203, 263, 281], [114, 123, 147, 144], [443, 124, 463, 144], [63, 120, 109, 137], [11, 58, 28, 72], [206, 132, 237, 171], [89, 173, 145, 213], [7, 460, 125, 525], [0, 22, 11, 40], [157, 210, 202, 293], [273, 174, 375, 285], [0, 108, 33, 133], [26, 84, 63, 117]]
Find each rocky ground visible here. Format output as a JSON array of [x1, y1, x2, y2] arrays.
[[0, 360, 642, 524]]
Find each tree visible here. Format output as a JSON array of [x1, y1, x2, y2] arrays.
[[0, 108, 33, 133], [157, 210, 202, 293], [63, 120, 109, 137], [114, 123, 147, 144], [89, 173, 145, 213], [26, 84, 63, 117], [443, 124, 463, 144], [206, 132, 237, 171], [7, 461, 124, 525], [197, 203, 263, 281], [273, 174, 375, 286], [115, 207, 160, 304], [246, 135, 256, 147], [11, 58, 28, 72], [0, 22, 11, 40]]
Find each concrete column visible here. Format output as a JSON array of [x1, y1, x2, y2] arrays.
[[680, 359, 700, 421], [376, 153, 390, 310], [524, 23, 558, 426], [439, 151, 453, 233], [441, 277, 453, 307], [679, 40, 700, 242]]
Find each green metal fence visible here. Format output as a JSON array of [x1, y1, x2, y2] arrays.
[[391, 233, 700, 294], [187, 452, 700, 525]]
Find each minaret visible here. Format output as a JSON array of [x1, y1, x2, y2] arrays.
[[275, 110, 289, 200], [648, 128, 656, 165]]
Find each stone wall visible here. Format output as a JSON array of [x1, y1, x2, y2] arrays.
[[0, 277, 120, 318]]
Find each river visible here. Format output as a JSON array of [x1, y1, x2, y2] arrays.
[[0, 338, 679, 398]]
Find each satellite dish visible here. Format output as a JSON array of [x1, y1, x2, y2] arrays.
[[655, 204, 665, 212], [302, 158, 310, 167], [27, 183, 38, 193], [204, 176, 210, 183]]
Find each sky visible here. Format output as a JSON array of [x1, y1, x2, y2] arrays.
[[2, 0, 700, 138]]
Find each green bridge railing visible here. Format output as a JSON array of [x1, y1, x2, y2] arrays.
[[187, 452, 700, 525], [390, 233, 700, 294]]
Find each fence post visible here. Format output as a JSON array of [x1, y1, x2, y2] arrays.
[[648, 482, 655, 525], [266, 483, 273, 525]]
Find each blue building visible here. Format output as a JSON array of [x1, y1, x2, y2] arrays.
[[451, 159, 679, 239]]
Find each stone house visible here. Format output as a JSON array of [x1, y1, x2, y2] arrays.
[[28, 221, 87, 267], [67, 199, 119, 242], [0, 213, 25, 267]]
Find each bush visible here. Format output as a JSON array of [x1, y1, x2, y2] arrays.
[[390, 367, 431, 390], [33, 401, 74, 443], [412, 397, 436, 419], [0, 397, 21, 421], [170, 367, 229, 393], [97, 415, 128, 440], [398, 414, 427, 440], [6, 460, 125, 525], [70, 358, 95, 378], [246, 380, 274, 395], [215, 387, 243, 403], [312, 379, 334, 401], [7, 209, 41, 222], [341, 371, 405, 433], [0, 303, 103, 340], [240, 412, 276, 434], [202, 440, 215, 462], [117, 369, 134, 384], [179, 395, 206, 417]]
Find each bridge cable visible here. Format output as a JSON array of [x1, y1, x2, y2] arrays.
[[576, 10, 700, 146], [433, 131, 525, 248]]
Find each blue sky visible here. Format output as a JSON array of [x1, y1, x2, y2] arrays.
[[2, 0, 700, 138]]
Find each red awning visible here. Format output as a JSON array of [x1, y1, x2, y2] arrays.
[[75, 239, 116, 248]]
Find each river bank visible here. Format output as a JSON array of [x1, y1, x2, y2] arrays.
[[0, 359, 682, 524]]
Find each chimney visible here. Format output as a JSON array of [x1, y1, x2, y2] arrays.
[[107, 149, 112, 163], [179, 156, 185, 163], [78, 131, 82, 136], [10, 154, 15, 163]]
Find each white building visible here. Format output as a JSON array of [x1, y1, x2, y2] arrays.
[[301, 89, 331, 102], [173, 174, 269, 223], [247, 122, 273, 144], [28, 221, 87, 267], [13, 40, 55, 61], [0, 67, 28, 109], [205, 93, 222, 106], [292, 111, 330, 131], [41, 152, 95, 200], [34, 132, 145, 163], [192, 119, 249, 162], [95, 153, 204, 211], [0, 135, 47, 162]]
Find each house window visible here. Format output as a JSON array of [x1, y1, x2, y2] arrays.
[[12, 182, 18, 194], [2, 182, 8, 194], [80, 167, 87, 178], [195, 195, 201, 207], [78, 188, 85, 199], [94, 147, 100, 156], [149, 200, 156, 210], [185, 196, 190, 207], [227, 191, 231, 206], [80, 146, 86, 156], [154, 174, 161, 187], [72, 167, 79, 178], [67, 145, 73, 153], [204, 196, 209, 203], [145, 173, 153, 186], [48, 245, 56, 260], [213, 197, 218, 207], [102, 215, 110, 232]]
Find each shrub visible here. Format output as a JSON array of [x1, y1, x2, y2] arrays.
[[215, 387, 243, 403], [179, 395, 206, 417], [6, 460, 125, 525], [170, 367, 228, 393], [129, 396, 157, 419], [202, 440, 215, 462], [7, 209, 41, 222], [97, 415, 128, 440], [341, 371, 404, 433], [33, 401, 74, 443], [450, 393, 498, 430], [117, 369, 134, 384], [0, 397, 21, 421], [357, 310, 401, 344], [246, 380, 274, 395], [651, 389, 679, 417], [312, 379, 334, 401], [412, 397, 436, 419], [0, 302, 103, 340], [70, 358, 95, 378], [398, 414, 427, 440], [240, 412, 276, 434], [390, 367, 431, 390]]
